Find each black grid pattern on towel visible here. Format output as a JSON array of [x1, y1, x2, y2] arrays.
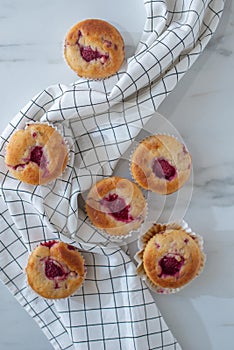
[[0, 1, 224, 349], [0, 197, 180, 350]]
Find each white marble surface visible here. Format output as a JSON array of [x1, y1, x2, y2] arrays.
[[0, 0, 234, 349]]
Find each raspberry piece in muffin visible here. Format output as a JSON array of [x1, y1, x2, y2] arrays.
[[5, 123, 68, 185], [100, 193, 134, 223], [131, 134, 192, 195], [26, 241, 86, 299], [152, 158, 176, 181], [64, 19, 125, 79], [139, 224, 205, 291], [85, 177, 147, 237]]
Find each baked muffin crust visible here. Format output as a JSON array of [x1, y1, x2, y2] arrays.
[[85, 177, 147, 236], [131, 134, 192, 194], [26, 241, 86, 299], [142, 226, 203, 289], [5, 123, 68, 185], [64, 19, 125, 79]]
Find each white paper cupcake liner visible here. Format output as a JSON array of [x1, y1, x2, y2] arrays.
[[134, 220, 206, 294], [26, 120, 70, 153], [84, 194, 148, 245]]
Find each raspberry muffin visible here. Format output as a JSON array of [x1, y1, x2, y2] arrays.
[[136, 223, 205, 292], [64, 19, 125, 79], [130, 134, 192, 195], [5, 123, 68, 185], [85, 177, 147, 237], [26, 240, 86, 299]]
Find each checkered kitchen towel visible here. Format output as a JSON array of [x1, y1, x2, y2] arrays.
[[0, 1, 224, 349]]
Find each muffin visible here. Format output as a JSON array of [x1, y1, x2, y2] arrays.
[[5, 123, 68, 185], [130, 134, 192, 194], [85, 176, 147, 237], [137, 223, 204, 292], [26, 240, 86, 299], [64, 19, 125, 79]]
